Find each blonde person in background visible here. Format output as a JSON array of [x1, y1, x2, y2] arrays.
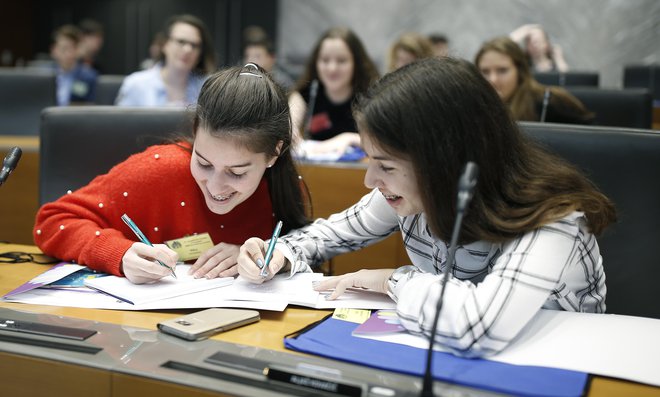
[[116, 14, 216, 107], [475, 37, 592, 124], [288, 27, 379, 158], [387, 32, 434, 72]]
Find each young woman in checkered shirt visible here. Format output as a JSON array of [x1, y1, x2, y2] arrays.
[[238, 57, 616, 357]]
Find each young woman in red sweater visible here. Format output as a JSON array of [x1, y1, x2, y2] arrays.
[[34, 63, 308, 284]]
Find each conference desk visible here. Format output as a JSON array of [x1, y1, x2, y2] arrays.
[[0, 244, 658, 397]]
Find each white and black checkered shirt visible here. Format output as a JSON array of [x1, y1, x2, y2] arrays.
[[278, 189, 606, 357]]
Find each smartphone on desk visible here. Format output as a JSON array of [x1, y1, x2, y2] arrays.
[[157, 308, 260, 341]]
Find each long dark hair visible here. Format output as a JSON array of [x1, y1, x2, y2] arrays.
[[475, 37, 592, 122], [354, 57, 615, 243], [294, 27, 379, 96], [190, 63, 309, 232], [159, 14, 217, 75]]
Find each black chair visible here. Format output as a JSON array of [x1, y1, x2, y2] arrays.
[[623, 64, 660, 102], [95, 75, 125, 105], [520, 122, 660, 319], [533, 71, 599, 87], [0, 68, 56, 135], [39, 106, 193, 205], [565, 87, 653, 129]]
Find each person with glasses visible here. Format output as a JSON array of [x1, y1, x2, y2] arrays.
[[115, 14, 216, 107]]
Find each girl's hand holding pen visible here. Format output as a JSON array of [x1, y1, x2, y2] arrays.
[[237, 237, 287, 284], [188, 242, 240, 279], [121, 242, 179, 284]]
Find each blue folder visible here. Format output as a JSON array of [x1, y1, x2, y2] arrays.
[[285, 317, 588, 397]]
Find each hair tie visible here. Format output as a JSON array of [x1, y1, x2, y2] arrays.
[[240, 62, 263, 78]]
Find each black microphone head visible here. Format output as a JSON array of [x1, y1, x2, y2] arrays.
[[457, 161, 479, 212], [459, 161, 478, 193], [310, 79, 319, 95], [0, 146, 22, 185], [3, 147, 22, 168]]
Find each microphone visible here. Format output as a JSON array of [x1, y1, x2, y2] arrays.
[[420, 161, 479, 397], [0, 147, 22, 187], [303, 79, 319, 139]]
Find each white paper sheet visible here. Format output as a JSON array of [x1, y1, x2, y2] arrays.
[[84, 264, 233, 305], [3, 270, 394, 311]]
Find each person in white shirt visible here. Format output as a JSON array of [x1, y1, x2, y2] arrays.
[[115, 14, 216, 107], [237, 57, 616, 358]]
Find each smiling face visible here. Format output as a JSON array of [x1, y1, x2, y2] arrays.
[[361, 132, 423, 217], [477, 50, 519, 102], [190, 127, 275, 215], [316, 37, 354, 94], [162, 22, 202, 73]]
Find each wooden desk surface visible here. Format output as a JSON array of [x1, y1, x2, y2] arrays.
[[0, 244, 659, 396]]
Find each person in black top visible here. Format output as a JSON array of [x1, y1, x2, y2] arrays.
[[289, 27, 379, 158], [475, 37, 592, 124]]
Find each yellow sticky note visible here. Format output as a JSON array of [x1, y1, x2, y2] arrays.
[[332, 308, 371, 324], [165, 233, 214, 261]]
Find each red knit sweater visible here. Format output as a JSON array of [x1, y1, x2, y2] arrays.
[[33, 144, 275, 276]]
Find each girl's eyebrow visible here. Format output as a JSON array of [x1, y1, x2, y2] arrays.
[[195, 150, 252, 168]]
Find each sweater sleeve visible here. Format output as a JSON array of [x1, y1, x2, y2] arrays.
[[33, 145, 185, 276]]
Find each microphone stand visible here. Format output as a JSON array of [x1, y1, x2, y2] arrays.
[[421, 162, 478, 397], [303, 79, 319, 140]]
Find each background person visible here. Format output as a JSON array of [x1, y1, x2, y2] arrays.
[[115, 14, 216, 107], [288, 27, 379, 158], [50, 24, 98, 106], [387, 32, 434, 72], [475, 37, 592, 124], [428, 33, 450, 57], [77, 18, 105, 73], [510, 23, 569, 73]]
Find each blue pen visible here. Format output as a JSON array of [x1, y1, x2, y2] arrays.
[[121, 213, 177, 278], [260, 220, 283, 278]]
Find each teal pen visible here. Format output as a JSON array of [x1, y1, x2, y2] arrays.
[[120, 213, 177, 278], [260, 220, 283, 278]]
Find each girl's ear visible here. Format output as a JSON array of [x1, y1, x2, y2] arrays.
[[268, 140, 285, 168]]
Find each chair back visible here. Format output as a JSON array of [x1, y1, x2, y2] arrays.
[[623, 64, 660, 102], [520, 121, 660, 318], [533, 71, 599, 87], [565, 87, 653, 129], [0, 68, 56, 135], [95, 75, 125, 105], [39, 106, 193, 205]]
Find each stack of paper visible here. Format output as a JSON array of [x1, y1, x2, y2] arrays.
[[3, 264, 396, 312]]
